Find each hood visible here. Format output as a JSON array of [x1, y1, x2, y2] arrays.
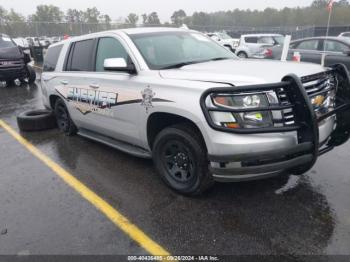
[[0, 46, 23, 60], [159, 59, 326, 86]]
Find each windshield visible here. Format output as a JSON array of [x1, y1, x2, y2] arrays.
[[129, 31, 237, 70], [0, 36, 16, 48]]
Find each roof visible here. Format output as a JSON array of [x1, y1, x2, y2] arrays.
[[121, 27, 188, 35], [292, 36, 350, 44], [241, 33, 283, 37], [48, 27, 195, 48]]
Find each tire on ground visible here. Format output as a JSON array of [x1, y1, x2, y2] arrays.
[[152, 123, 214, 195], [17, 109, 57, 132]]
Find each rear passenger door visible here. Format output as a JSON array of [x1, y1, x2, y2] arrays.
[[59, 36, 143, 146], [58, 38, 97, 130]]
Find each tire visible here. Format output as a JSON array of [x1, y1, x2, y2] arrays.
[[54, 98, 77, 136], [237, 52, 248, 58], [17, 109, 57, 132], [26, 65, 36, 84], [152, 124, 214, 195]]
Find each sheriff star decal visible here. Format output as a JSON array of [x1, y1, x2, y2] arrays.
[[141, 86, 155, 113]]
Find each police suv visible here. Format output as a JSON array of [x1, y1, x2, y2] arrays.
[[41, 27, 350, 195]]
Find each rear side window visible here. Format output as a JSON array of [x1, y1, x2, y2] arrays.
[[258, 36, 274, 45], [245, 37, 258, 43], [43, 45, 63, 72], [67, 39, 95, 71], [324, 40, 349, 53]]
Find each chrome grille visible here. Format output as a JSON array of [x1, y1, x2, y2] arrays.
[[301, 71, 336, 96], [301, 71, 337, 117], [0, 59, 24, 68]]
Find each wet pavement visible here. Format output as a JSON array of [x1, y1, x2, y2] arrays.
[[0, 80, 349, 258]]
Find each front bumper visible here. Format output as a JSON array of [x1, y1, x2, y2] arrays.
[[201, 64, 350, 182], [0, 64, 27, 81]]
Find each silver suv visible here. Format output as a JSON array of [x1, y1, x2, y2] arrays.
[[41, 28, 350, 195]]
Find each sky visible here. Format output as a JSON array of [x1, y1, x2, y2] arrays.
[[1, 0, 313, 22]]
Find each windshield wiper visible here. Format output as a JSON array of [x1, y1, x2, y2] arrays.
[[160, 60, 206, 70], [160, 57, 231, 70]]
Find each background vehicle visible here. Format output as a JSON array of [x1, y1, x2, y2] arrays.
[[0, 34, 36, 84], [12, 37, 30, 49], [339, 32, 350, 38], [235, 33, 285, 58], [206, 32, 239, 52], [266, 36, 350, 70], [41, 28, 350, 195], [39, 37, 51, 47]]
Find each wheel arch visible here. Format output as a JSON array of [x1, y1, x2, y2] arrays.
[[147, 112, 207, 151], [49, 94, 61, 109]]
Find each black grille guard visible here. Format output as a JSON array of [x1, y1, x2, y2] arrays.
[[200, 63, 350, 173]]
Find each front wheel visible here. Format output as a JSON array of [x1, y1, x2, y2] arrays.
[[26, 65, 36, 84], [152, 124, 214, 195], [237, 52, 248, 58]]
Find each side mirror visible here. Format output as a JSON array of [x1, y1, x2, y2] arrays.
[[343, 50, 350, 56], [104, 58, 136, 74]]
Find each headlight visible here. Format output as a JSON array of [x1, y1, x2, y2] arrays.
[[210, 93, 273, 129], [212, 93, 269, 109]]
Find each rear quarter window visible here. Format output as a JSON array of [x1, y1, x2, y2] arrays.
[[43, 44, 63, 72]]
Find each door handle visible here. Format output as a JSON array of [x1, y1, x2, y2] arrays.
[[89, 83, 100, 89], [60, 80, 68, 85]]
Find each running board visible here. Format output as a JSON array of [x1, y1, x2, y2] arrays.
[[77, 129, 152, 159]]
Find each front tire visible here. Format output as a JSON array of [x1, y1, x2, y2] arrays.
[[26, 65, 36, 84], [237, 51, 248, 58], [152, 124, 214, 195], [54, 98, 77, 136]]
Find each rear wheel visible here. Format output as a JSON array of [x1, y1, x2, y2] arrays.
[[152, 124, 214, 195], [54, 98, 77, 136]]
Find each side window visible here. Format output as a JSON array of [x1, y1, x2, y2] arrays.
[[324, 40, 348, 53], [43, 44, 63, 72], [258, 36, 274, 45], [95, 37, 129, 72], [68, 39, 95, 71], [244, 37, 258, 44], [296, 40, 319, 51]]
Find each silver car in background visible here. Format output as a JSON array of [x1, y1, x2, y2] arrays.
[[235, 33, 285, 58]]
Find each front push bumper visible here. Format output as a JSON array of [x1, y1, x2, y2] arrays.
[[201, 64, 350, 182]]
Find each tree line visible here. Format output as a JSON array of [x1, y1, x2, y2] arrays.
[[1, 0, 350, 37]]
